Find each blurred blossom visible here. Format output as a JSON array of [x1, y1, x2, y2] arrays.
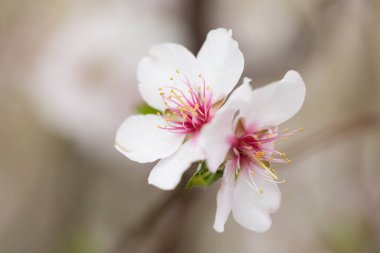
[[31, 1, 186, 159]]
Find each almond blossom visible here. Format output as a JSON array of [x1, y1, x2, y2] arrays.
[[115, 28, 244, 190], [198, 71, 306, 232]]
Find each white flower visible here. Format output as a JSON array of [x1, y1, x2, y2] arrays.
[[198, 71, 306, 232], [115, 28, 244, 190]]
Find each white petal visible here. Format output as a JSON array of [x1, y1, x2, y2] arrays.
[[232, 172, 281, 232], [222, 77, 252, 114], [138, 43, 199, 111], [115, 115, 185, 163], [148, 140, 204, 190], [244, 70, 306, 128], [197, 28, 244, 101], [213, 160, 236, 233], [198, 109, 236, 172]]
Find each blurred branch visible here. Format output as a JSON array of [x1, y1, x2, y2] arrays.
[[154, 189, 198, 253], [113, 173, 192, 253], [184, 0, 207, 52], [286, 111, 380, 159]]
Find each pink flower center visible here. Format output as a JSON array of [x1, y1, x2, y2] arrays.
[[230, 125, 303, 191], [157, 71, 212, 134]]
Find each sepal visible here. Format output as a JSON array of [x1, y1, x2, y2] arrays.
[[186, 161, 224, 189]]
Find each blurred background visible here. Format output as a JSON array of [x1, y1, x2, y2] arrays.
[[0, 0, 379, 252]]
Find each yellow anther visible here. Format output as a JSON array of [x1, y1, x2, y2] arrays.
[[206, 86, 210, 90], [158, 88, 163, 91], [259, 189, 264, 194], [160, 92, 165, 96], [256, 158, 279, 180], [156, 112, 161, 116], [300, 127, 304, 132], [280, 153, 286, 158], [169, 77, 174, 80], [176, 69, 180, 74]]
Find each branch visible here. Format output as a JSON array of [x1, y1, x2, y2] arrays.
[[286, 111, 380, 159]]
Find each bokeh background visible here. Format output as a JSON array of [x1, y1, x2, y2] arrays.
[[1, 0, 379, 252]]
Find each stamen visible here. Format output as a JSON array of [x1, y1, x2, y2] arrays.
[[232, 126, 304, 185], [245, 170, 263, 193], [156, 71, 213, 134]]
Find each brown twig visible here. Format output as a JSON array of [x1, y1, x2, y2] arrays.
[[154, 189, 199, 253], [286, 112, 380, 159], [184, 0, 208, 52], [112, 174, 189, 253]]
